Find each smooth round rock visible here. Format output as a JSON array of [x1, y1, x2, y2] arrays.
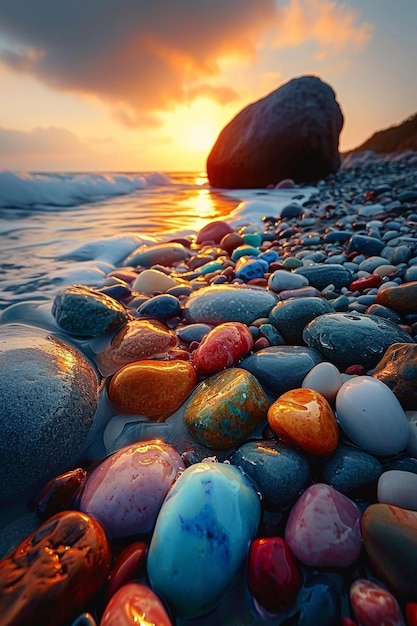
[[285, 483, 362, 568], [100, 583, 172, 626], [183, 284, 278, 325], [123, 241, 189, 267], [268, 388, 339, 455], [0, 324, 98, 506], [336, 376, 410, 456], [302, 361, 343, 403], [248, 537, 302, 614], [52, 284, 129, 337], [268, 269, 309, 293], [78, 441, 184, 537], [230, 440, 310, 509], [362, 503, 417, 599], [131, 269, 182, 295], [303, 312, 414, 370], [239, 345, 323, 397], [184, 368, 270, 450], [372, 342, 417, 409], [376, 281, 417, 315], [294, 264, 352, 290], [108, 359, 197, 420], [0, 511, 111, 626], [106, 541, 148, 599], [192, 321, 254, 375], [291, 573, 343, 626], [269, 296, 334, 344], [147, 462, 261, 618], [136, 293, 181, 320], [322, 446, 383, 494], [377, 470, 417, 511], [196, 220, 233, 244], [95, 318, 177, 376], [35, 467, 88, 520], [349, 578, 405, 626]]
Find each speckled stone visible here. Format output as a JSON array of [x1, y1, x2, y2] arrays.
[[183, 284, 278, 325], [321, 446, 383, 494], [0, 324, 98, 506], [294, 264, 352, 290], [230, 440, 310, 509], [303, 312, 414, 370], [376, 281, 417, 315], [52, 284, 129, 337], [372, 342, 417, 409], [349, 579, 405, 626], [269, 296, 334, 344], [239, 345, 323, 396], [184, 368, 270, 450]]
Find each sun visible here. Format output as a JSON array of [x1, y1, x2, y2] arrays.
[[185, 119, 218, 153]]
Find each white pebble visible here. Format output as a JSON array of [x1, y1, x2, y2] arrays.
[[302, 362, 343, 403], [377, 470, 417, 511]]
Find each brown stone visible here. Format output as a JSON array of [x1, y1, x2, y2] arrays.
[[0, 510, 111, 626], [375, 281, 417, 315], [372, 342, 417, 409]]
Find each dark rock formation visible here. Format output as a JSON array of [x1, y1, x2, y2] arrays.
[[206, 75, 344, 189], [350, 112, 417, 154]]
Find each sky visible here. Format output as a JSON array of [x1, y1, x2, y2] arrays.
[[0, 0, 416, 172]]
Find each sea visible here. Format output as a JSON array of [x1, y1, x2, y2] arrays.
[[0, 169, 315, 313]]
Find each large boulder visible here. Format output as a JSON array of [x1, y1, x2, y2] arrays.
[[206, 75, 344, 188], [0, 324, 99, 506]]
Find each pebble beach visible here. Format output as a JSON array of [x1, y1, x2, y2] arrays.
[[1, 150, 417, 625]]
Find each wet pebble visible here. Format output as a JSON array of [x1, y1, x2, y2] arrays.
[[136, 293, 181, 320], [349, 578, 405, 626], [321, 446, 383, 495], [269, 296, 334, 344], [192, 321, 254, 375], [123, 241, 189, 267], [100, 582, 172, 626], [372, 342, 417, 409]]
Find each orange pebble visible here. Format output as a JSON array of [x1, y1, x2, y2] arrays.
[[108, 359, 197, 421], [267, 388, 339, 455]]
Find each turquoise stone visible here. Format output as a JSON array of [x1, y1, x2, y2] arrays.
[[231, 245, 261, 261], [147, 462, 261, 618]]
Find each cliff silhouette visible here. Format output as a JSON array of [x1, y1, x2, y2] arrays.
[[351, 112, 417, 153]]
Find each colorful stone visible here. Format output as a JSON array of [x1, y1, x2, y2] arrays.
[[123, 241, 189, 267], [349, 578, 405, 626], [267, 388, 339, 455], [100, 582, 172, 625], [285, 483, 362, 567], [35, 467, 87, 520], [108, 359, 197, 420], [0, 510, 111, 626], [184, 367, 270, 450], [147, 462, 261, 618], [78, 441, 184, 537], [230, 440, 310, 509], [349, 274, 382, 291], [376, 281, 417, 315], [336, 376, 410, 456], [192, 321, 254, 375], [106, 541, 148, 600], [95, 318, 177, 376], [52, 284, 129, 337], [248, 537, 302, 613], [301, 361, 343, 403], [362, 503, 417, 599], [377, 470, 417, 511], [196, 220, 233, 244], [372, 342, 417, 409]]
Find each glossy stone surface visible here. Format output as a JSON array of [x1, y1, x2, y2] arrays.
[[183, 284, 278, 325], [95, 318, 177, 376], [303, 312, 414, 370], [377, 470, 417, 511], [268, 269, 309, 293], [192, 321, 254, 375], [269, 296, 334, 344], [0, 325, 98, 506], [108, 359, 197, 420], [376, 281, 417, 315], [196, 220, 233, 244], [268, 388, 339, 455], [362, 503, 417, 599], [289, 573, 343, 625], [100, 583, 172, 626], [230, 440, 310, 509], [285, 483, 362, 567], [78, 441, 184, 537], [147, 462, 261, 618], [336, 376, 409, 456], [0, 510, 111, 626], [52, 284, 128, 337], [322, 446, 383, 494], [248, 537, 302, 613], [349, 578, 405, 626], [136, 293, 181, 320], [294, 263, 352, 290], [302, 361, 343, 403], [184, 368, 270, 450], [372, 342, 417, 409], [36, 467, 88, 520], [131, 268, 181, 295], [106, 541, 147, 599], [123, 241, 189, 267], [240, 345, 323, 397]]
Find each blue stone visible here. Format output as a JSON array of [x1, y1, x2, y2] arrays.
[[258, 323, 285, 346], [365, 304, 402, 324], [391, 245, 411, 265], [231, 245, 260, 261], [234, 257, 268, 281], [230, 440, 310, 509], [177, 323, 212, 344], [323, 231, 352, 244], [240, 345, 322, 396], [136, 293, 181, 320], [294, 264, 352, 290], [258, 250, 281, 264], [346, 234, 385, 256], [269, 297, 335, 344], [281, 203, 303, 219], [322, 446, 383, 494], [289, 573, 343, 626]]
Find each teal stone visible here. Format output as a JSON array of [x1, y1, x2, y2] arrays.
[[199, 260, 223, 275], [242, 233, 263, 247], [147, 462, 261, 618], [231, 245, 261, 261], [294, 264, 352, 290], [269, 296, 334, 344]]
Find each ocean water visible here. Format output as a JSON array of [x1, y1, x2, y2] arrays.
[[0, 170, 314, 311]]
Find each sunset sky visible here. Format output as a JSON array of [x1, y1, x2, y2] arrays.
[[0, 0, 415, 172]]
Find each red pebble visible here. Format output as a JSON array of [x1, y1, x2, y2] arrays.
[[220, 232, 244, 253], [341, 619, 358, 626], [349, 578, 405, 626], [35, 467, 87, 520], [254, 337, 271, 351], [349, 275, 382, 291], [106, 542, 147, 600], [100, 582, 172, 626], [248, 537, 302, 614], [196, 220, 233, 244], [345, 364, 366, 375], [406, 603, 417, 626], [192, 322, 254, 375]]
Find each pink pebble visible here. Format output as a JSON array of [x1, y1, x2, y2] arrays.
[[275, 179, 295, 189], [100, 582, 172, 626], [196, 220, 233, 244], [193, 321, 254, 375], [349, 578, 405, 626], [285, 483, 362, 568]]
